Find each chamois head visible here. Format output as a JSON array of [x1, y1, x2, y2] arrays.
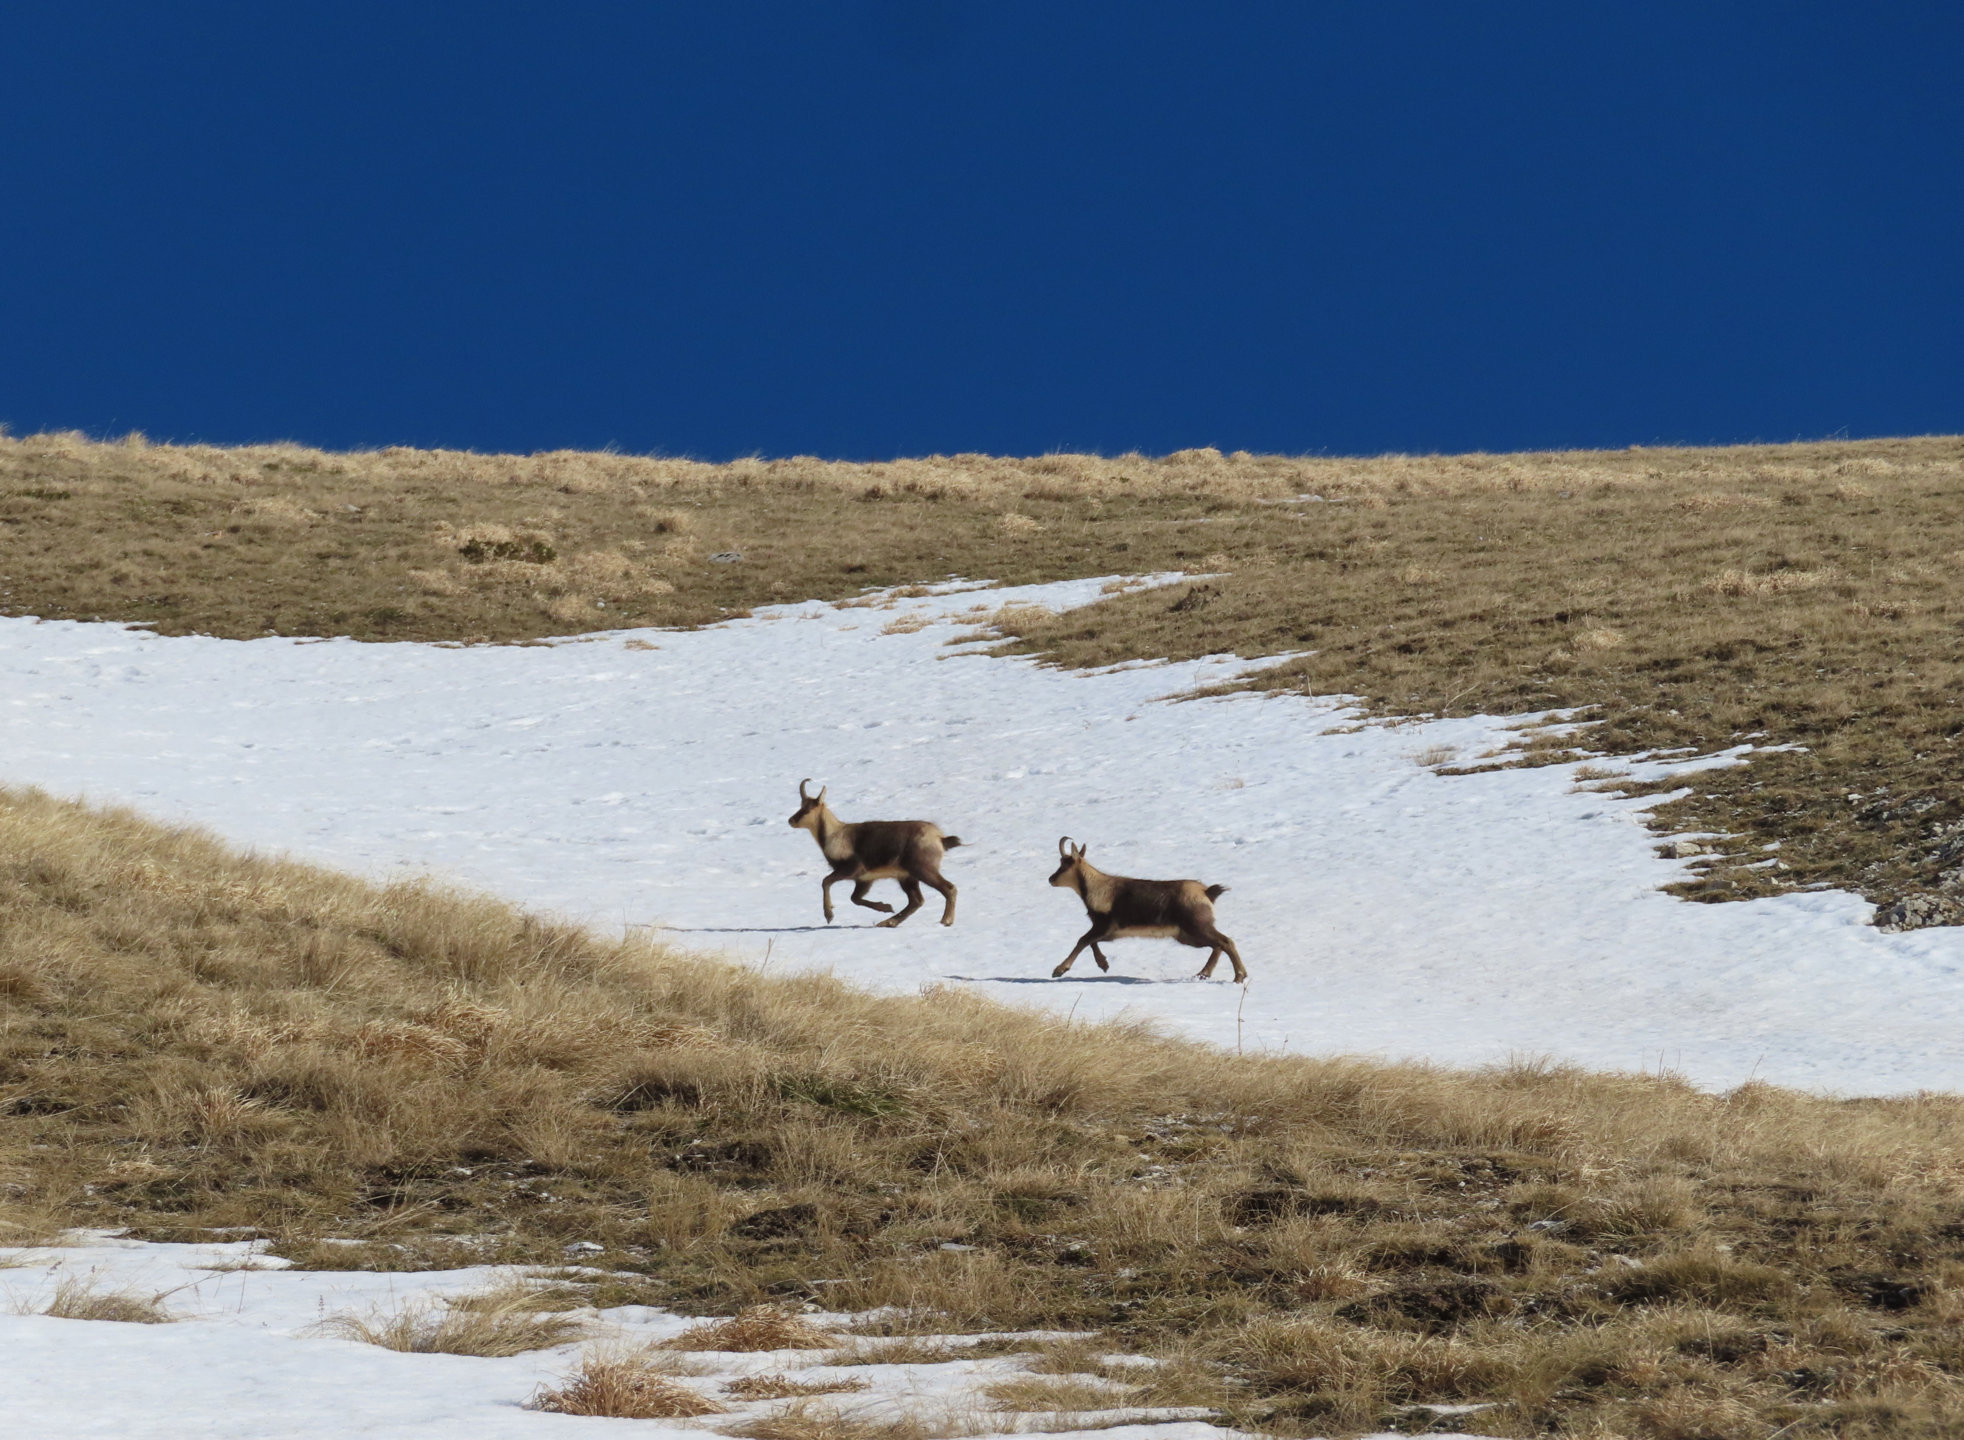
[[788, 778, 829, 832], [1049, 836, 1088, 888]]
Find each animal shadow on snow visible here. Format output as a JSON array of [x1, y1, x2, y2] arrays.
[[955, 973, 1166, 985], [643, 924, 885, 935]]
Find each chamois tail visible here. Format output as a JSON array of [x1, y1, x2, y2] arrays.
[[1205, 884, 1228, 901], [941, 835, 964, 849]]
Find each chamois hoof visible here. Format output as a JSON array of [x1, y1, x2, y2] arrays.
[[939, 916, 955, 927], [876, 916, 904, 929], [1050, 963, 1070, 978], [866, 901, 894, 913]]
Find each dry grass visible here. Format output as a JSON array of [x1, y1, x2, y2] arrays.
[[726, 1402, 930, 1440], [323, 1281, 585, 1355], [33, 1275, 174, 1323], [820, 1338, 1000, 1368], [533, 1350, 729, 1417], [0, 433, 1300, 646], [725, 1374, 873, 1401], [981, 1375, 1136, 1412], [4, 787, 1964, 1435], [4, 431, 1964, 919], [667, 1305, 836, 1351]]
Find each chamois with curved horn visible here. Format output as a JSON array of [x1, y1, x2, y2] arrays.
[[1047, 837, 1246, 982], [788, 780, 962, 927]]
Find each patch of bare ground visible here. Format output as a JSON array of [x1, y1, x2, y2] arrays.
[[4, 432, 1963, 917], [4, 788, 1964, 1436]]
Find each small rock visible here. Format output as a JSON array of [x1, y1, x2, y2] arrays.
[[563, 1240, 605, 1255], [1661, 839, 1707, 859], [709, 551, 744, 564]]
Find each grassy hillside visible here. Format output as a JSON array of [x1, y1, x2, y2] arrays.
[[3, 429, 1961, 925], [4, 786, 1964, 1438]]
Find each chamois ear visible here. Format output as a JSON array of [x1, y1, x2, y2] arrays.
[[1073, 843, 1087, 860], [817, 786, 826, 803]]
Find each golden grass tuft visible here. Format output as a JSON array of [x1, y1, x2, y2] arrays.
[[725, 1374, 873, 1401], [820, 1338, 973, 1367], [668, 1305, 837, 1352], [325, 1282, 585, 1356], [35, 1276, 174, 1323], [1702, 566, 1839, 597], [725, 1402, 927, 1440], [532, 1353, 728, 1418], [981, 1375, 1135, 1412]]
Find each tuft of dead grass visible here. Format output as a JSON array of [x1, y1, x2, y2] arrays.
[[981, 1375, 1136, 1412], [324, 1282, 585, 1356], [1702, 566, 1839, 597], [725, 1402, 928, 1440], [34, 1276, 174, 1323], [532, 1351, 728, 1417], [667, 1305, 836, 1352], [725, 1374, 873, 1401]]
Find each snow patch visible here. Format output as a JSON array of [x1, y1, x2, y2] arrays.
[[2, 576, 1961, 1093]]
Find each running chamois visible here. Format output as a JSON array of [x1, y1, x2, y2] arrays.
[[787, 779, 961, 927], [1047, 837, 1246, 982]]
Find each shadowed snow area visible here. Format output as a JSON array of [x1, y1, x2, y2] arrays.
[[2, 575, 1960, 1094]]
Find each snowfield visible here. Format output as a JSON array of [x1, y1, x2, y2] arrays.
[[2, 1235, 1321, 1440], [3, 575, 1961, 1094]]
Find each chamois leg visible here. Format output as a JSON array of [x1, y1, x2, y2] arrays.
[[1053, 920, 1113, 977], [848, 879, 894, 914], [879, 878, 926, 928], [919, 866, 957, 926], [1188, 926, 1248, 983], [821, 864, 861, 923]]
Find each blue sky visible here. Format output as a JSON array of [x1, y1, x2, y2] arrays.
[[2, 3, 1958, 459]]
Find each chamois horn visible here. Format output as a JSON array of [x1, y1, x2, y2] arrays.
[[1058, 835, 1075, 858]]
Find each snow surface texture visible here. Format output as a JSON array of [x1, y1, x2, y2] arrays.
[[9, 1235, 1397, 1440], [2, 576, 1960, 1094]]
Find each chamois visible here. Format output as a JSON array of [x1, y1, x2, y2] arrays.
[[787, 780, 961, 927], [1047, 837, 1246, 982]]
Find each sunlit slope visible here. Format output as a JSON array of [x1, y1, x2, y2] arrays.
[[3, 431, 1962, 921], [5, 785, 1964, 1436]]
